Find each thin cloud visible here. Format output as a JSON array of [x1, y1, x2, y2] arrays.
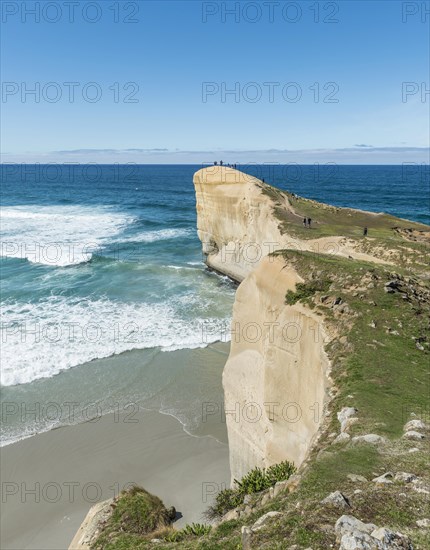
[[2, 147, 429, 165], [54, 148, 169, 154], [45, 146, 430, 156]]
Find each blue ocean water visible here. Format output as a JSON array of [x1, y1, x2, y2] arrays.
[[0, 164, 428, 389], [245, 164, 429, 225]]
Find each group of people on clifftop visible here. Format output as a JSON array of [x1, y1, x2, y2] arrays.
[[213, 161, 237, 169], [303, 217, 312, 228]]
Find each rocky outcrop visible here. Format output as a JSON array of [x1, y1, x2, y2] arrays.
[[69, 499, 113, 549], [193, 166, 287, 281], [335, 515, 413, 549], [68, 486, 174, 550]]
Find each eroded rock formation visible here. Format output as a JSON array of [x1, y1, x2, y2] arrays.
[[194, 166, 334, 482]]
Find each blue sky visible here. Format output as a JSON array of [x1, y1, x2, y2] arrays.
[[1, 0, 429, 163]]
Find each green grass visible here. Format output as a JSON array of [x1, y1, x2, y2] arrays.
[[274, 249, 430, 438], [259, 181, 430, 274], [91, 486, 172, 550], [161, 524, 212, 543], [260, 182, 430, 240]]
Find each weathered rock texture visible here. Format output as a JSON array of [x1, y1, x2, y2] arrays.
[[193, 166, 389, 283], [68, 499, 113, 549], [223, 255, 331, 481], [194, 166, 286, 282], [194, 166, 332, 482]]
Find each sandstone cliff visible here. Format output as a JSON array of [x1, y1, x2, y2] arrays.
[[69, 167, 430, 549], [194, 166, 284, 282], [223, 254, 332, 482], [193, 166, 416, 284], [194, 167, 332, 481], [193, 165, 429, 483]]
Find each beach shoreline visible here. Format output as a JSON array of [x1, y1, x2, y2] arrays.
[[1, 409, 230, 550], [1, 342, 231, 448]]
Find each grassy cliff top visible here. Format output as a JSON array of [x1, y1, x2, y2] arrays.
[[259, 181, 430, 245]]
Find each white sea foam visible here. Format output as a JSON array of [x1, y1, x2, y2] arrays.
[[0, 205, 134, 266], [166, 265, 200, 271], [0, 295, 231, 387], [118, 228, 192, 243]]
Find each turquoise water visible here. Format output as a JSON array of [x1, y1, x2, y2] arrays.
[[1, 165, 236, 387], [0, 164, 427, 444]]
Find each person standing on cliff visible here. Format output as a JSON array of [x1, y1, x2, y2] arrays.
[[364, 227, 368, 236], [307, 217, 312, 228], [303, 217, 307, 228]]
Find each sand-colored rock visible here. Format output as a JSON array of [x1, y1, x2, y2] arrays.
[[192, 166, 408, 483], [68, 499, 113, 549], [193, 166, 388, 282], [193, 166, 287, 281], [193, 167, 339, 482], [222, 254, 332, 482]]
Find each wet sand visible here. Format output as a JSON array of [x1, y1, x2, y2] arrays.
[[1, 409, 230, 550]]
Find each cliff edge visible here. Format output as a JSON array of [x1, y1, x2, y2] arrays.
[[194, 166, 429, 284], [194, 165, 429, 483]]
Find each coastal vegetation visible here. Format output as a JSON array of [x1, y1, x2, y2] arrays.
[[260, 181, 429, 241], [206, 460, 296, 518], [91, 486, 173, 550], [285, 277, 332, 306]]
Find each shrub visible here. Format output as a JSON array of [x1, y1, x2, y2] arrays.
[[182, 523, 212, 536], [206, 460, 296, 519], [264, 461, 297, 487], [91, 485, 171, 549], [234, 467, 269, 494], [235, 461, 296, 495], [285, 278, 331, 305], [206, 488, 244, 519]]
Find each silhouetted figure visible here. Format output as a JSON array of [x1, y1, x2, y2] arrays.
[[363, 227, 368, 237], [303, 217, 307, 228], [307, 217, 312, 228], [214, 161, 218, 165], [220, 160, 223, 166], [262, 178, 265, 183]]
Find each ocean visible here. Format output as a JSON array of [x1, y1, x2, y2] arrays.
[[1, 164, 428, 446]]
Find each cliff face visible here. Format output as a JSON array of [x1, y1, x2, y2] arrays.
[[194, 165, 430, 483], [70, 167, 430, 549], [194, 166, 286, 282], [193, 166, 395, 284], [194, 166, 334, 481], [223, 255, 331, 481]]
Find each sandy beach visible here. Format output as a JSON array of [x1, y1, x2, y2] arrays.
[[1, 408, 230, 550]]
